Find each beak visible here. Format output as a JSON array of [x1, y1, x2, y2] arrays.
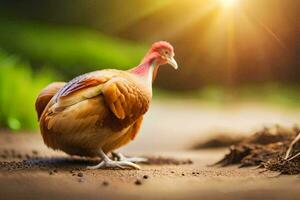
[[167, 56, 178, 70]]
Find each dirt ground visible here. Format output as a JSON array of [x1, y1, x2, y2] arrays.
[[1, 133, 300, 200], [1, 101, 300, 200]]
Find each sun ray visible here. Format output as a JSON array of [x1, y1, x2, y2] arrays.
[[166, 2, 219, 37], [253, 17, 286, 49], [107, 0, 174, 33], [238, 3, 286, 49], [147, 1, 220, 40]]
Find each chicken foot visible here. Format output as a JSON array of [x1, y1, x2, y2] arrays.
[[87, 149, 140, 170], [112, 152, 148, 163]]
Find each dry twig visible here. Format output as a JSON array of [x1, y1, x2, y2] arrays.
[[285, 133, 300, 160], [287, 152, 300, 161]]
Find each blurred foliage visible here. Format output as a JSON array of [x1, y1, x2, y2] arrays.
[[154, 84, 300, 108], [0, 5, 299, 131], [238, 84, 300, 107], [0, 19, 148, 131], [0, 49, 55, 131], [0, 18, 147, 78]]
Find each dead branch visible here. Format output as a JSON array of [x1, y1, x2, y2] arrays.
[[285, 132, 300, 160], [287, 152, 300, 162]]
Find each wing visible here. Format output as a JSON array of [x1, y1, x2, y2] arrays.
[[35, 82, 66, 120], [54, 70, 150, 123], [102, 77, 149, 119], [42, 70, 150, 135], [52, 70, 117, 110]]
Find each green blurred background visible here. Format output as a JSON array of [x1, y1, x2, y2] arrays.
[[0, 0, 299, 130]]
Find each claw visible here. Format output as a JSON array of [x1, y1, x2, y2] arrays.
[[112, 152, 148, 163], [87, 162, 104, 170], [125, 157, 148, 163], [121, 161, 141, 169]]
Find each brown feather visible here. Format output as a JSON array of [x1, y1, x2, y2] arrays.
[[102, 116, 143, 153], [38, 69, 151, 157], [35, 82, 66, 120], [102, 78, 150, 121], [60, 78, 107, 98]]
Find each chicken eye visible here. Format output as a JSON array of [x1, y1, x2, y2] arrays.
[[164, 51, 169, 55]]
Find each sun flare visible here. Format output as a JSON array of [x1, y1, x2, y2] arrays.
[[219, 0, 238, 8]]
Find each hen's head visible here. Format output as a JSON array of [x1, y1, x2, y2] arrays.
[[142, 41, 178, 69]]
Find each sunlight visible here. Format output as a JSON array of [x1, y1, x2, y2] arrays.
[[219, 0, 238, 8]]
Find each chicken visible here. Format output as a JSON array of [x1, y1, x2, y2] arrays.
[[35, 41, 178, 169]]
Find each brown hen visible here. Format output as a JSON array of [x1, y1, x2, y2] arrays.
[[35, 41, 178, 169]]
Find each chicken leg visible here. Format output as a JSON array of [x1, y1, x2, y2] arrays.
[[87, 149, 140, 170]]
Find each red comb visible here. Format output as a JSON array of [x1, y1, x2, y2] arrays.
[[150, 41, 174, 52]]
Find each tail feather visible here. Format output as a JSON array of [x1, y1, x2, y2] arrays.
[[35, 82, 66, 120]]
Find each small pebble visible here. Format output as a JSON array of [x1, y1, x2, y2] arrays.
[[181, 173, 185, 176], [49, 171, 54, 175], [102, 181, 109, 186], [143, 175, 149, 179], [32, 150, 38, 155], [78, 178, 84, 183], [77, 172, 84, 177], [170, 171, 175, 173], [53, 169, 58, 173], [135, 179, 142, 185]]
